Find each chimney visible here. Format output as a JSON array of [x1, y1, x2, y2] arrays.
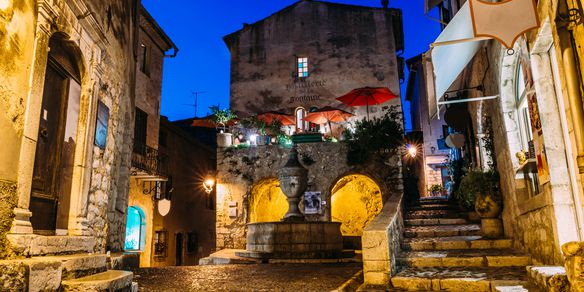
[[381, 0, 389, 9]]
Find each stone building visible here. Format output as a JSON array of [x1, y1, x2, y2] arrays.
[[411, 0, 584, 288], [405, 54, 451, 197], [215, 0, 405, 251], [0, 0, 142, 289], [224, 0, 404, 124], [154, 117, 217, 266]]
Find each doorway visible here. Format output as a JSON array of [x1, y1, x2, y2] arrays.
[[175, 233, 183, 266], [29, 35, 82, 235]]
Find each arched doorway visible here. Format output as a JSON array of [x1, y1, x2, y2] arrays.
[[331, 174, 383, 242], [248, 178, 288, 223], [125, 206, 147, 251], [29, 33, 83, 235]]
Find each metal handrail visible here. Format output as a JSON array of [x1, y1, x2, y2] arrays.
[[131, 143, 168, 177]]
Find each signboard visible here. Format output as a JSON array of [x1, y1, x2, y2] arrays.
[[303, 191, 322, 215], [94, 100, 109, 149]]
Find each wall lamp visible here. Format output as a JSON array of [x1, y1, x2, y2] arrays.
[[203, 177, 215, 194], [406, 144, 418, 158]]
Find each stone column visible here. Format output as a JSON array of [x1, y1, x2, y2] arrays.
[[10, 5, 54, 234]]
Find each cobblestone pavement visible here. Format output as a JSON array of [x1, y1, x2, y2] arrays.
[[133, 263, 362, 291]]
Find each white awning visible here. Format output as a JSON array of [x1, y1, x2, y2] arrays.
[[427, 1, 490, 119]]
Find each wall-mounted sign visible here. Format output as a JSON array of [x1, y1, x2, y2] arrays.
[[304, 191, 322, 215], [94, 100, 109, 149], [287, 79, 327, 104]]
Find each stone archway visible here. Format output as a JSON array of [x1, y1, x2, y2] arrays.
[[248, 178, 288, 223], [331, 174, 383, 237]]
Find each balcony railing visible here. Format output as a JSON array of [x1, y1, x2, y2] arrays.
[[131, 143, 168, 177]]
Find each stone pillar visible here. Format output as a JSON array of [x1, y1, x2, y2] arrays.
[[562, 241, 583, 291], [10, 6, 54, 234]]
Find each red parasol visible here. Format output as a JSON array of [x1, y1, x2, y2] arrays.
[[256, 111, 295, 126], [303, 106, 354, 134], [336, 87, 398, 119]]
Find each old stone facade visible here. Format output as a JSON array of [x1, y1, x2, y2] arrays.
[[112, 6, 179, 267], [224, 0, 404, 121], [0, 0, 137, 257], [215, 143, 402, 250], [423, 0, 584, 267]]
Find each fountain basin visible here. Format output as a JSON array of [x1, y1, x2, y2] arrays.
[[235, 221, 352, 259]]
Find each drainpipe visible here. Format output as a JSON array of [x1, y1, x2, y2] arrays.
[[559, 29, 584, 173]]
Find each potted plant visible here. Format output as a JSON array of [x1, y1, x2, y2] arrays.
[[455, 169, 502, 237], [428, 184, 447, 197], [211, 106, 237, 148]]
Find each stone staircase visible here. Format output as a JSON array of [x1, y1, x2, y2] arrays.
[[0, 252, 138, 291], [390, 198, 533, 291]]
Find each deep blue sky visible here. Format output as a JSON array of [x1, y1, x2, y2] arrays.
[[142, 0, 441, 130]]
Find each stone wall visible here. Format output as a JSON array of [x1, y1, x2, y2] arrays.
[[0, 0, 137, 258], [225, 1, 403, 120], [215, 142, 402, 250]]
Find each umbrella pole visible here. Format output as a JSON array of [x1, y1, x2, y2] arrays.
[[328, 120, 333, 136], [366, 99, 370, 121]]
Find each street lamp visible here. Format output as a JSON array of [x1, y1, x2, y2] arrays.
[[407, 144, 417, 158], [203, 177, 215, 194]]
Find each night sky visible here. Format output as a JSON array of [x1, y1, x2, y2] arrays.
[[142, 0, 441, 130]]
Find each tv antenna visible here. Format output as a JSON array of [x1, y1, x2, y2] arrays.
[[182, 91, 207, 117]]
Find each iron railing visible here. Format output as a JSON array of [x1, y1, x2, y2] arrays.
[[131, 143, 168, 177]]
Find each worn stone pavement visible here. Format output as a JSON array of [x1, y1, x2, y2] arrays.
[[133, 263, 362, 291]]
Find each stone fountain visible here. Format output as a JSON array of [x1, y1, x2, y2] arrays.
[[236, 145, 349, 259]]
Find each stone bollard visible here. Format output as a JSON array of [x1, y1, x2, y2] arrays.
[[481, 218, 503, 238], [563, 241, 584, 292]]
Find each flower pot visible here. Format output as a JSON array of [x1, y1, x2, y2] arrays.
[[217, 132, 233, 148], [475, 193, 501, 218]]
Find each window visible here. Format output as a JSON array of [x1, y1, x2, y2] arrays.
[[186, 231, 198, 254], [133, 107, 148, 153], [124, 206, 147, 251], [154, 230, 167, 257], [297, 57, 308, 78], [140, 44, 150, 75], [516, 63, 533, 151]]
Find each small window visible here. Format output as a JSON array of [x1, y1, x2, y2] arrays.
[[133, 107, 148, 154], [140, 44, 150, 76], [154, 230, 167, 258], [297, 57, 308, 78], [159, 130, 167, 147], [186, 231, 198, 254]]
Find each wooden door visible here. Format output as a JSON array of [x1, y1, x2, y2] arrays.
[[30, 63, 69, 234], [175, 233, 183, 266]]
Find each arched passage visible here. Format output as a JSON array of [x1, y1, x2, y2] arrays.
[[248, 178, 288, 223], [331, 174, 383, 236], [125, 206, 147, 251]]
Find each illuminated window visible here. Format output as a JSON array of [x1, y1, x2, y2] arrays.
[[124, 206, 146, 251], [516, 63, 532, 150], [297, 57, 308, 78]]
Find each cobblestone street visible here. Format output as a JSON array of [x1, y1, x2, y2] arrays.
[[133, 263, 362, 291]]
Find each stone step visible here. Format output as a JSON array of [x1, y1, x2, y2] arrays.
[[397, 249, 531, 268], [401, 236, 513, 251], [405, 218, 469, 226], [406, 204, 460, 212], [0, 253, 109, 291], [526, 266, 568, 291], [61, 270, 133, 291], [404, 224, 481, 238], [405, 210, 464, 220], [44, 253, 108, 280], [390, 266, 527, 291]]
